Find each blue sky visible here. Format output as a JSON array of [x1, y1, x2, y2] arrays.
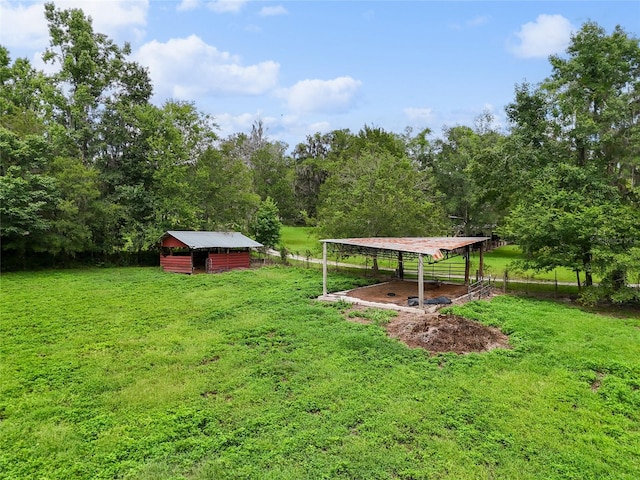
[[1, 1, 639, 149]]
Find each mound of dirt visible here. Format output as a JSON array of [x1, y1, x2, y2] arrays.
[[346, 306, 510, 354]]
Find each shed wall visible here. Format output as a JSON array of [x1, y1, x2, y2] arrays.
[[208, 251, 250, 272], [162, 236, 188, 248], [160, 255, 192, 274]]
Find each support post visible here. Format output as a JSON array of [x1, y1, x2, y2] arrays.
[[322, 242, 327, 296], [418, 254, 424, 310], [479, 241, 484, 279], [398, 251, 404, 280], [464, 245, 470, 285]]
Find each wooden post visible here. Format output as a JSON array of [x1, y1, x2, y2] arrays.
[[322, 242, 327, 296], [479, 241, 484, 279], [398, 251, 404, 280], [464, 245, 470, 285], [418, 254, 424, 310]]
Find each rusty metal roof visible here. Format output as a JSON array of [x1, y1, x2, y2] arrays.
[[164, 231, 263, 249], [321, 237, 489, 261]]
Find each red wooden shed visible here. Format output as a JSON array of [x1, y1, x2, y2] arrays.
[[160, 231, 263, 274]]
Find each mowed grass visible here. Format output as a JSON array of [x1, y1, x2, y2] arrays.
[[1, 267, 639, 479], [280, 226, 321, 256]]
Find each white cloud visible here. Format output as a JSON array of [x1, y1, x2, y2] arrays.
[[260, 5, 288, 17], [65, 0, 147, 37], [134, 35, 279, 100], [277, 77, 362, 114], [404, 107, 435, 123], [0, 1, 48, 49], [207, 0, 247, 14], [0, 0, 148, 51], [215, 111, 262, 138], [177, 0, 200, 12], [508, 14, 573, 58], [467, 15, 490, 27], [448, 14, 490, 31]]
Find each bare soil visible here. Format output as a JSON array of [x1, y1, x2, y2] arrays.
[[346, 305, 511, 355], [344, 280, 469, 307]]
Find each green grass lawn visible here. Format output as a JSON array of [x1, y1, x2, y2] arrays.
[[1, 267, 639, 479], [280, 226, 321, 256]]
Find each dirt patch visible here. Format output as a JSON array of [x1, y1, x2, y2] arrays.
[[344, 280, 469, 307], [346, 305, 510, 355]]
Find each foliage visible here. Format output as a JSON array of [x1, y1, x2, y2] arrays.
[[1, 267, 639, 478], [250, 196, 282, 250], [500, 22, 640, 298], [317, 148, 445, 238], [430, 117, 506, 236]]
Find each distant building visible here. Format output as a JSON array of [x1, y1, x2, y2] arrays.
[[160, 231, 263, 274]]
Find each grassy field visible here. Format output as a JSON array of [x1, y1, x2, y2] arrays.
[[280, 226, 321, 256], [1, 267, 639, 479]]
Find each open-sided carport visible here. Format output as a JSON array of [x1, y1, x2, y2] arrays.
[[320, 237, 489, 310]]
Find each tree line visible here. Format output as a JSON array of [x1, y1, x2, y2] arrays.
[[1, 4, 638, 302]]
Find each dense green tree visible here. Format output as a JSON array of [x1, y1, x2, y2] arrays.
[[292, 130, 352, 222], [0, 166, 59, 258], [45, 155, 101, 256], [190, 147, 260, 231], [501, 22, 640, 300], [249, 142, 296, 223], [0, 49, 60, 263], [250, 196, 282, 250], [545, 22, 640, 185], [430, 116, 506, 236], [401, 126, 435, 170], [317, 150, 445, 238], [42, 2, 152, 163]]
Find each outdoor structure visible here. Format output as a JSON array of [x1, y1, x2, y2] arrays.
[[320, 237, 489, 311], [160, 231, 263, 274]]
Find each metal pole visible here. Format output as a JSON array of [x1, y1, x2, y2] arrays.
[[464, 245, 470, 285], [322, 242, 327, 296], [418, 254, 424, 310]]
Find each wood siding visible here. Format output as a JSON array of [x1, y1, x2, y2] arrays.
[[161, 236, 188, 248], [160, 255, 192, 274], [207, 251, 250, 272]]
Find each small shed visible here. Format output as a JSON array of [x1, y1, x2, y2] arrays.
[[160, 231, 263, 274]]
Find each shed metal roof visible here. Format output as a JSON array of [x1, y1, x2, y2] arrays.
[[164, 231, 263, 249], [320, 237, 489, 261]]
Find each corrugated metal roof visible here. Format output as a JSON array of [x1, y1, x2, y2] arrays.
[[320, 237, 489, 261], [164, 231, 263, 249]]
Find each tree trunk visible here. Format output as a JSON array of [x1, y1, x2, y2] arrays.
[[583, 253, 593, 287]]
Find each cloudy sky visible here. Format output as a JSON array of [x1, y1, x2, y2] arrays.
[[1, 0, 638, 149]]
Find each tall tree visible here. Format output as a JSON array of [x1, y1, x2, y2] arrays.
[[292, 129, 352, 222], [545, 22, 640, 186], [501, 22, 640, 300], [317, 150, 445, 238], [190, 147, 260, 232], [250, 196, 282, 250], [0, 48, 60, 264], [430, 115, 506, 236]]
